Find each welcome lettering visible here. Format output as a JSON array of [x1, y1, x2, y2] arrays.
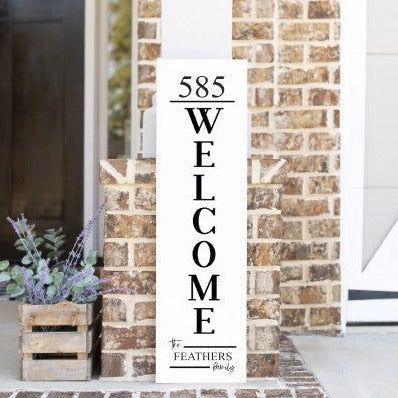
[[187, 107, 224, 335]]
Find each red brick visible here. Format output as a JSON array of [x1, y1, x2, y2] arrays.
[[105, 214, 156, 239], [100, 160, 127, 185], [251, 111, 269, 127], [332, 285, 341, 302], [102, 353, 126, 377], [138, 65, 156, 84], [253, 88, 274, 107], [138, 43, 161, 61], [280, 242, 328, 261], [274, 111, 327, 129], [251, 133, 273, 150], [134, 242, 156, 267], [296, 388, 324, 398], [309, 88, 339, 106], [248, 67, 274, 84], [233, 0, 252, 17], [138, 88, 155, 109], [283, 177, 303, 195], [278, 67, 329, 84], [279, 45, 304, 63], [104, 242, 128, 268], [284, 155, 329, 172], [105, 188, 129, 211], [132, 355, 155, 377], [255, 44, 274, 63], [135, 301, 156, 321], [308, 264, 340, 282], [308, 176, 339, 194], [281, 265, 303, 283], [282, 198, 329, 217], [247, 298, 280, 320], [233, 22, 274, 40], [201, 390, 228, 398], [102, 326, 155, 350], [264, 389, 294, 398], [103, 298, 127, 322], [309, 133, 340, 150], [248, 187, 282, 210], [102, 270, 156, 294], [308, 219, 340, 238], [233, 45, 251, 60], [234, 390, 259, 398], [247, 353, 279, 377], [248, 243, 281, 266], [138, 0, 160, 17], [140, 393, 165, 398], [279, 0, 303, 19], [258, 215, 283, 239], [281, 286, 327, 305], [281, 308, 306, 327], [170, 391, 196, 398], [309, 45, 340, 63], [255, 270, 280, 294], [138, 22, 157, 39], [255, 325, 279, 350], [331, 111, 339, 129], [308, 1, 340, 18], [135, 187, 156, 210], [280, 23, 329, 41], [310, 307, 341, 326], [256, 0, 274, 18], [283, 221, 303, 240], [278, 89, 303, 107]]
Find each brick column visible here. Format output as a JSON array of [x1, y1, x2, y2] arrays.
[[135, 0, 342, 337], [99, 157, 283, 380]]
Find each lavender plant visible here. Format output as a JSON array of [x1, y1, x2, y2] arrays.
[[0, 207, 108, 304]]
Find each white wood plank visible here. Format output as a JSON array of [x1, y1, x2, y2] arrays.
[[347, 299, 398, 323]]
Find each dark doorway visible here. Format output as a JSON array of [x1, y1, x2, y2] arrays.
[[0, 0, 84, 259]]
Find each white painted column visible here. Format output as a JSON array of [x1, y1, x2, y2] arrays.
[[142, 0, 236, 158], [161, 0, 232, 59]]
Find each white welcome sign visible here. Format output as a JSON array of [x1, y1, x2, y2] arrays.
[[156, 59, 247, 383]]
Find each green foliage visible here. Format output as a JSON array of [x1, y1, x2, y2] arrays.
[[3, 212, 104, 304], [44, 228, 65, 264], [108, 0, 132, 157]]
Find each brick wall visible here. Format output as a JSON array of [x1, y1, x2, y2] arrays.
[[136, 0, 341, 335], [100, 158, 283, 380], [269, 0, 341, 336]]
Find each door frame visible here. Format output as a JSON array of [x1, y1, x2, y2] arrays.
[[341, 0, 398, 324], [84, 1, 139, 253], [84, 1, 103, 253], [340, 0, 366, 326]]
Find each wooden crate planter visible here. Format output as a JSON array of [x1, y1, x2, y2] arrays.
[[19, 301, 101, 381]]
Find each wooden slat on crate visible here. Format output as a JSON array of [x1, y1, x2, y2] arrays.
[[20, 302, 94, 327], [21, 330, 93, 354], [19, 300, 100, 381], [22, 358, 92, 381]]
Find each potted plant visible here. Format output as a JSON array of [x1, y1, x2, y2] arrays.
[[0, 208, 106, 381]]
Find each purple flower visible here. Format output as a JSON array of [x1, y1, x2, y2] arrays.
[[5, 206, 108, 304], [64, 205, 104, 273], [21, 268, 34, 303], [7, 215, 42, 267]]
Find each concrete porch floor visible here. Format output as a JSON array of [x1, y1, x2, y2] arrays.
[[3, 299, 398, 397], [0, 301, 327, 397], [292, 330, 398, 398]]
